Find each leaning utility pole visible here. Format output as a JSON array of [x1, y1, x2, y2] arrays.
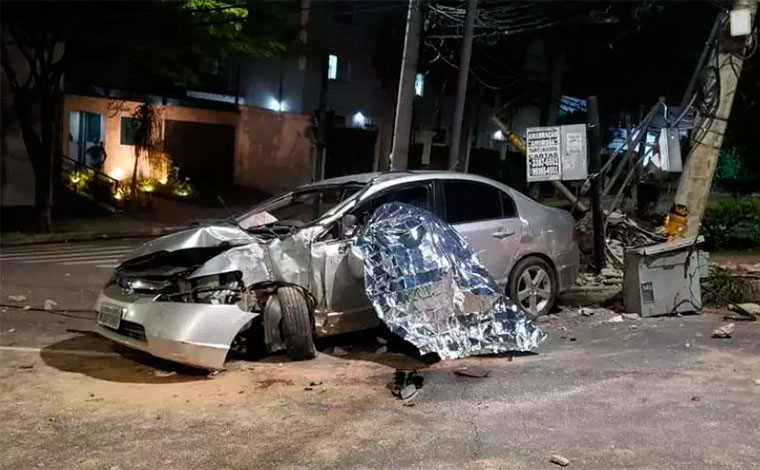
[[389, 0, 421, 171], [673, 0, 757, 237], [447, 0, 477, 171]]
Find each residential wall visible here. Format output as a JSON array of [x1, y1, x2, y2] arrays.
[[62, 94, 312, 195], [235, 108, 312, 195]]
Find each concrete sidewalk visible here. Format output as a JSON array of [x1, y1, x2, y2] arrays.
[[1, 197, 254, 246]]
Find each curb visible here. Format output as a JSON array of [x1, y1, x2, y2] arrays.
[[0, 225, 188, 247]]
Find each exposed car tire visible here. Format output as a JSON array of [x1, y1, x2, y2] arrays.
[[278, 286, 317, 360], [507, 256, 557, 318]]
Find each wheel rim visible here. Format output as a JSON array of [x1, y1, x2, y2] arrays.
[[516, 266, 552, 316]]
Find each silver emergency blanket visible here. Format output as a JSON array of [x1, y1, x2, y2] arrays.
[[356, 203, 546, 359]]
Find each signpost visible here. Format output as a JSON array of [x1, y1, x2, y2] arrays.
[[526, 124, 587, 182]]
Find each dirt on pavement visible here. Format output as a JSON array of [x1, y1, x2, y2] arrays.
[[1, 310, 759, 470]]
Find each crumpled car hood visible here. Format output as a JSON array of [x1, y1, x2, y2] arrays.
[[126, 224, 256, 260], [356, 202, 546, 359], [122, 224, 320, 292]]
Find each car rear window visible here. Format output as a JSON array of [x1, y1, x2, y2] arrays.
[[443, 180, 515, 224]]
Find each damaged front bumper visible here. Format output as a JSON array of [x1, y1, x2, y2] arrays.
[[95, 287, 258, 370]]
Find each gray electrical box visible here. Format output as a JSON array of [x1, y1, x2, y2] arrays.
[[658, 127, 682, 173], [624, 237, 704, 317]]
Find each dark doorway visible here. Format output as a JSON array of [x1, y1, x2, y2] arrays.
[[324, 127, 377, 179], [164, 120, 235, 190]]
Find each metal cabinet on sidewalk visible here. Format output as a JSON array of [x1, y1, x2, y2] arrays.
[[624, 237, 706, 317]]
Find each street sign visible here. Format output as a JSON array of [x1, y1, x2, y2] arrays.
[[526, 126, 561, 182], [526, 124, 588, 182], [560, 124, 588, 181]]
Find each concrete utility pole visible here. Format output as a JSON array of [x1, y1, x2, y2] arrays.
[[673, 0, 757, 237], [389, 0, 421, 171], [447, 0, 477, 171]]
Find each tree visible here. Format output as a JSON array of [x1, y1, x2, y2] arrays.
[[1, 1, 287, 230], [129, 103, 162, 201]]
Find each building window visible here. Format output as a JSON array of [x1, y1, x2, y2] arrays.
[[415, 73, 424, 97], [328, 54, 338, 80], [120, 117, 138, 146]]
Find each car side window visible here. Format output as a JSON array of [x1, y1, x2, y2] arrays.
[[354, 184, 432, 223], [443, 180, 513, 224], [500, 190, 517, 218]]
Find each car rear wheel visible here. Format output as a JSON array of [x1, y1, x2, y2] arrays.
[[507, 256, 557, 318], [278, 286, 317, 360]]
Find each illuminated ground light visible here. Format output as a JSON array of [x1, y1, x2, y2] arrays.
[[110, 168, 125, 181], [266, 97, 287, 112]]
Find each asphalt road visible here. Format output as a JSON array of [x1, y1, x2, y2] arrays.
[[1, 238, 759, 469]]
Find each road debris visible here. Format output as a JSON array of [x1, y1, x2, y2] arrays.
[[454, 366, 491, 378], [332, 346, 348, 357], [550, 454, 570, 467], [8, 295, 26, 302], [607, 315, 624, 323], [622, 313, 640, 320], [725, 303, 759, 321], [391, 370, 424, 401], [43, 299, 58, 311], [154, 370, 177, 377], [712, 323, 735, 339], [22, 306, 31, 311], [691, 396, 700, 402], [754, 379, 760, 386]]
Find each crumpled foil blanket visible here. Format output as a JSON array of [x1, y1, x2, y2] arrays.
[[356, 202, 546, 359]]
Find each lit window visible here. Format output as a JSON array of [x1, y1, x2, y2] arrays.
[[352, 112, 366, 127], [415, 73, 424, 97], [328, 54, 338, 80]]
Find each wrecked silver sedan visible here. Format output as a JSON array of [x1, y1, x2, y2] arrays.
[[95, 172, 578, 369]]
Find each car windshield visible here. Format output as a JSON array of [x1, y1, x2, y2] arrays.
[[236, 183, 366, 230]]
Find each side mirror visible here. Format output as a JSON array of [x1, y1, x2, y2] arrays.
[[341, 213, 359, 238]]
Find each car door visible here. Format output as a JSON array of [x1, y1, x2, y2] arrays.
[[317, 181, 435, 332], [439, 179, 522, 286]]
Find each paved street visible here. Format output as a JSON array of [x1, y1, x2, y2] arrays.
[[2, 238, 760, 469], [0, 241, 139, 269]]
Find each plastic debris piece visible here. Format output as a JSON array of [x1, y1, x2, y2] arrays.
[[43, 300, 58, 311], [8, 295, 26, 302], [607, 315, 624, 323], [399, 384, 418, 400]]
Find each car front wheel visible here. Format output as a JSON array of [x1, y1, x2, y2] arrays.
[[507, 256, 557, 318], [278, 286, 317, 360]]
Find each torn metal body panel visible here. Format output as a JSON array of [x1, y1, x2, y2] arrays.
[[96, 171, 575, 369], [357, 203, 546, 359]]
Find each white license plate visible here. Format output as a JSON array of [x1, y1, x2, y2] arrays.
[[98, 303, 124, 329]]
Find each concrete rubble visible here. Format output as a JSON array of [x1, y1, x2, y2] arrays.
[[712, 323, 735, 339], [550, 454, 571, 467]]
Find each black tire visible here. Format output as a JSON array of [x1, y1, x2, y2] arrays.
[[278, 286, 317, 360], [507, 256, 558, 318]]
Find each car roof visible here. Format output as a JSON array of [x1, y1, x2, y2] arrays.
[[300, 170, 506, 190]]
